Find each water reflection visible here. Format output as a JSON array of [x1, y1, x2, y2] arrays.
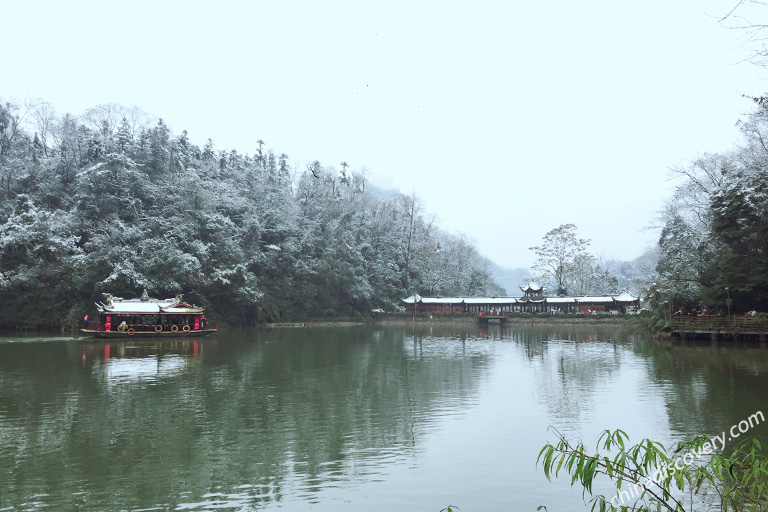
[[81, 339, 209, 386], [0, 328, 493, 510], [636, 338, 768, 438], [0, 326, 767, 511]]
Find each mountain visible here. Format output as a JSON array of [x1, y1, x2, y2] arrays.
[[486, 263, 532, 296]]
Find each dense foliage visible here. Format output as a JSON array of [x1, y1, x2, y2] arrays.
[[538, 427, 768, 511], [0, 100, 502, 329], [653, 99, 768, 324]]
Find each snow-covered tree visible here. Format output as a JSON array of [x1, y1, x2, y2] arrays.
[[0, 97, 504, 327], [529, 224, 591, 296]]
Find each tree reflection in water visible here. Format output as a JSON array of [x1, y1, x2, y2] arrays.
[[0, 326, 766, 511]]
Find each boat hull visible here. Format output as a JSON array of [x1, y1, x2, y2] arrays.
[[81, 328, 218, 339]]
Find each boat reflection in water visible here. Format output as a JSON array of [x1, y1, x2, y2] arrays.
[[81, 338, 217, 385]]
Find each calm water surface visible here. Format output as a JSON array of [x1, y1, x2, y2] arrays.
[[1, 324, 767, 511]]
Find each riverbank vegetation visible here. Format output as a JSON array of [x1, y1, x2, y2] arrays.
[[538, 427, 768, 511], [647, 96, 768, 332], [638, 1, 768, 332], [0, 101, 503, 329]]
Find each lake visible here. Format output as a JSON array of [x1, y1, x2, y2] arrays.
[[1, 323, 767, 511]]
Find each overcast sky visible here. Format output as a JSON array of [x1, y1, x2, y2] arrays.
[[3, 0, 766, 269]]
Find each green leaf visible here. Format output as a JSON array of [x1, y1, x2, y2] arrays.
[[604, 457, 613, 478], [556, 451, 566, 476]]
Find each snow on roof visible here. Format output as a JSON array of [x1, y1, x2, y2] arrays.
[[102, 301, 168, 314], [613, 292, 638, 302], [402, 294, 640, 305], [99, 297, 205, 314], [421, 297, 465, 304], [545, 297, 576, 303], [162, 306, 205, 314], [463, 297, 519, 304], [520, 282, 543, 292], [402, 296, 521, 304]]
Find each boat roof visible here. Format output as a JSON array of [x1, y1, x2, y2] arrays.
[[96, 294, 205, 315]]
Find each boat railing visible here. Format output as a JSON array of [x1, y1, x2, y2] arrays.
[[82, 321, 216, 333], [83, 321, 106, 331]]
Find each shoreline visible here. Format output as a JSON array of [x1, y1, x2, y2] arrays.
[[2, 315, 640, 333]]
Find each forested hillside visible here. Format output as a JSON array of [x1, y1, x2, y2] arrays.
[[0, 100, 503, 329], [651, 96, 768, 323]]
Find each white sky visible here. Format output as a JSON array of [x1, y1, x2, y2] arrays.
[[3, 0, 766, 269]]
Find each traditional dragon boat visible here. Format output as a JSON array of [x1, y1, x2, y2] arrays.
[[81, 290, 218, 338]]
